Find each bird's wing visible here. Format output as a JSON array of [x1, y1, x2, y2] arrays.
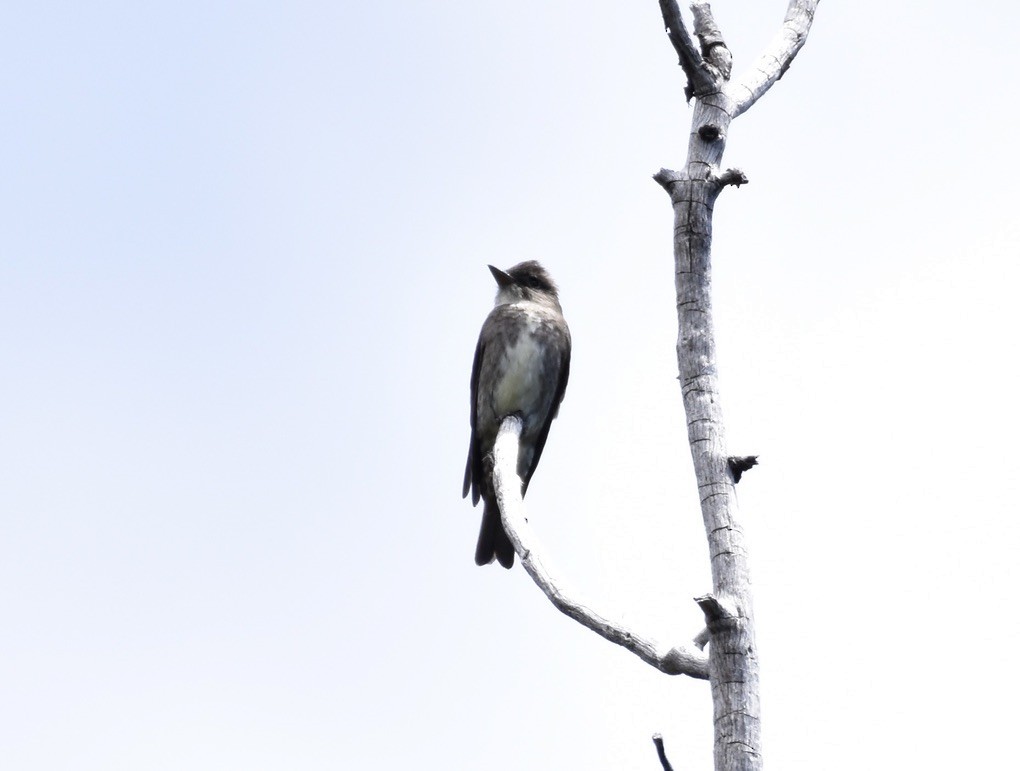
[[521, 322, 571, 494], [462, 330, 486, 503]]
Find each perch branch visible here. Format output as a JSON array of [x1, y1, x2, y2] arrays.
[[728, 0, 821, 117], [492, 416, 709, 679]]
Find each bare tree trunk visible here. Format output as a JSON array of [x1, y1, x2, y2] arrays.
[[653, 3, 820, 770], [655, 104, 760, 771]]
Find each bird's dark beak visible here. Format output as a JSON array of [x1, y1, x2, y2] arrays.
[[488, 265, 513, 288]]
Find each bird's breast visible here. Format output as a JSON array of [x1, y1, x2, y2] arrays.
[[492, 320, 549, 417]]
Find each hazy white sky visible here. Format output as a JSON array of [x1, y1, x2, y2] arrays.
[[3, 1, 1019, 769]]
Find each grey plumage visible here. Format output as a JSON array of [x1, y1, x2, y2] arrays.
[[463, 261, 571, 568]]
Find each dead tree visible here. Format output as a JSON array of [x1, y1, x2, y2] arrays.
[[490, 3, 820, 770]]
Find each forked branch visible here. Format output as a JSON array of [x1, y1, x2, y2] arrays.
[[658, 0, 716, 100]]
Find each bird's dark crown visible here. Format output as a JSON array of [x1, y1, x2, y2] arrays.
[[503, 260, 558, 296]]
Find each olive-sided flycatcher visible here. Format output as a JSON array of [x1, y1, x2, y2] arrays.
[[463, 261, 571, 568]]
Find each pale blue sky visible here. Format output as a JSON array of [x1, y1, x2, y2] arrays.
[[3, 2, 1019, 769]]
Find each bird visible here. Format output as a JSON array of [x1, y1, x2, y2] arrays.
[[463, 260, 571, 568]]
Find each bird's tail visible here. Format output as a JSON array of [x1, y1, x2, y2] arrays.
[[474, 497, 515, 569]]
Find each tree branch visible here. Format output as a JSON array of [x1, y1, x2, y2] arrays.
[[727, 0, 820, 118], [691, 2, 732, 81], [657, 0, 717, 100], [491, 416, 709, 679]]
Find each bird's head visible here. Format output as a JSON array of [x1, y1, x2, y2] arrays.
[[489, 261, 561, 308]]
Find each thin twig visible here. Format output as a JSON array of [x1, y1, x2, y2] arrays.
[[652, 733, 676, 771]]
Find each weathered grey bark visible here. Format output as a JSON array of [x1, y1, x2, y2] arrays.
[[652, 2, 819, 771]]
